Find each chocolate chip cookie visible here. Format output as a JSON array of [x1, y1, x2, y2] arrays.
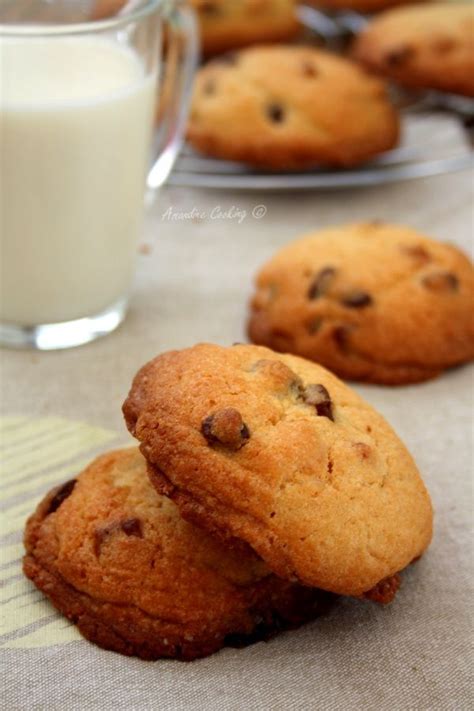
[[123, 343, 433, 596], [24, 448, 330, 660], [187, 45, 400, 169], [248, 223, 474, 384], [191, 0, 299, 57], [353, 3, 474, 97]]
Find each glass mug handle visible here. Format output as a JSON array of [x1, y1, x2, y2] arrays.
[[147, 0, 198, 192]]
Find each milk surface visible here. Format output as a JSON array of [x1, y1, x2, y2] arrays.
[[0, 37, 155, 325]]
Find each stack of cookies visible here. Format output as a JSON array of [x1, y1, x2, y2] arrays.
[[24, 221, 474, 659], [24, 341, 434, 660]]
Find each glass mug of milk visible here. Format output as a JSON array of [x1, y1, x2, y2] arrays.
[[0, 0, 197, 349]]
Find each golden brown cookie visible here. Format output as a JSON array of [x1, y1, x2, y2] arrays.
[[191, 0, 299, 57], [248, 223, 474, 384], [187, 45, 400, 169], [123, 343, 433, 596], [353, 3, 474, 97], [23, 448, 330, 661]]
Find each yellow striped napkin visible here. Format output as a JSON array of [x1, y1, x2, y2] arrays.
[[0, 416, 122, 649]]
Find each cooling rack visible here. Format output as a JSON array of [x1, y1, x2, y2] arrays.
[[168, 5, 473, 191]]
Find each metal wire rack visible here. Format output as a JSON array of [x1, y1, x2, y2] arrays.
[[168, 5, 473, 191]]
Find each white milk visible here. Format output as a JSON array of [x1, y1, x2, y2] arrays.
[[0, 37, 155, 325]]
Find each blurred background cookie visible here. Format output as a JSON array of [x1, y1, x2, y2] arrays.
[[248, 222, 474, 384], [24, 448, 328, 660], [187, 45, 399, 169], [353, 2, 474, 97], [191, 0, 300, 56], [307, 0, 427, 13], [90, 0, 126, 19]]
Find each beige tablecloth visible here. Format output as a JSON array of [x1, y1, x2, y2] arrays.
[[1, 128, 473, 709]]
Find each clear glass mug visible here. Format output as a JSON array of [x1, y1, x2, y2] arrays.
[[0, 0, 197, 349]]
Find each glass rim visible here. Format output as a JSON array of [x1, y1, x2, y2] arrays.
[[0, 0, 164, 37]]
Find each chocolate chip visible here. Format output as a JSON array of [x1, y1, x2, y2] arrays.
[[307, 267, 336, 299], [121, 518, 143, 538], [364, 574, 401, 605], [94, 525, 110, 556], [332, 325, 352, 353], [306, 317, 323, 334], [422, 272, 459, 292], [199, 2, 219, 15], [266, 103, 285, 124], [302, 384, 334, 421], [201, 408, 250, 450], [47, 479, 76, 514], [289, 376, 305, 399], [341, 290, 373, 308], [94, 518, 143, 556], [201, 415, 216, 442], [401, 244, 431, 264], [302, 61, 318, 78], [386, 45, 414, 67]]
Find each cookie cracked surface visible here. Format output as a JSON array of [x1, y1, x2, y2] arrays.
[[123, 343, 433, 596], [23, 448, 329, 661], [248, 223, 474, 384], [187, 45, 399, 169]]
